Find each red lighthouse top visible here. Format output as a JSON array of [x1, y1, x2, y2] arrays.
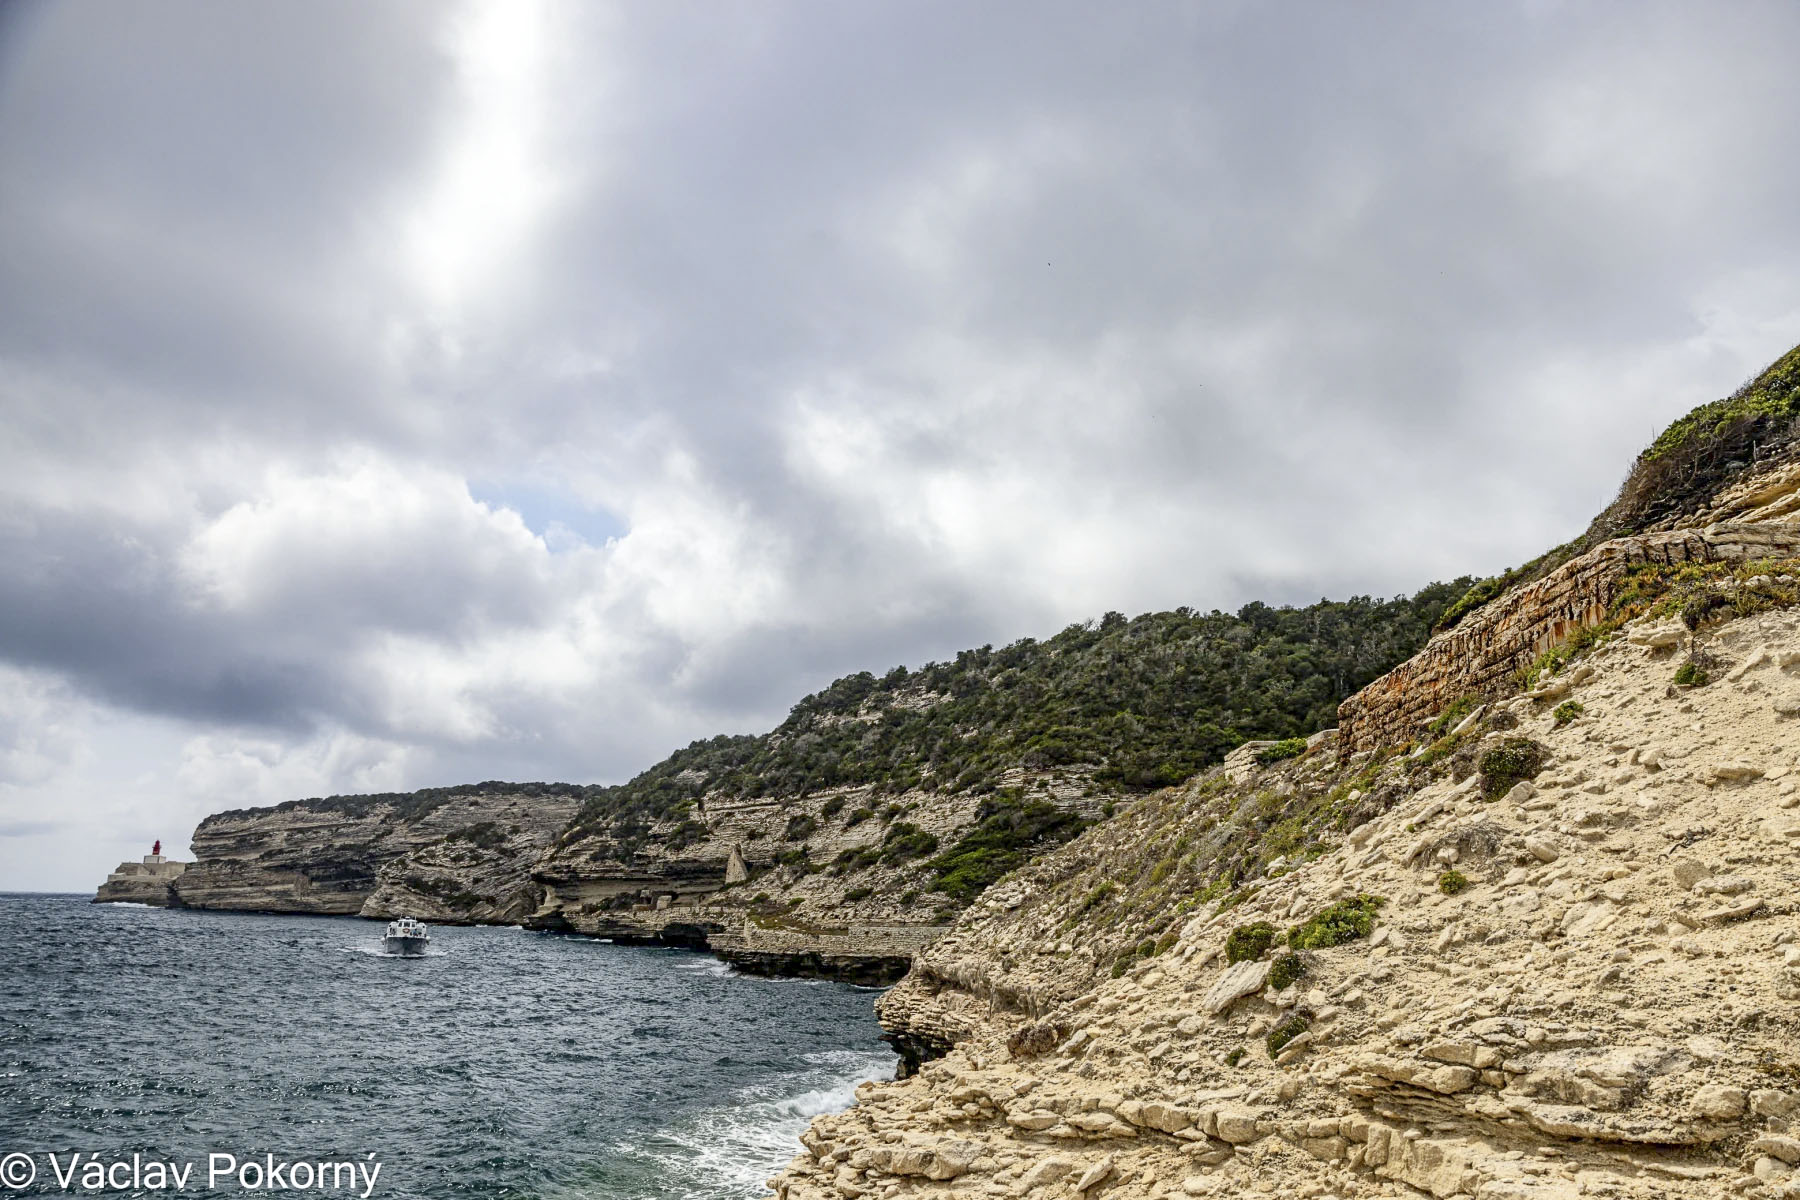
[[153, 839, 161, 856]]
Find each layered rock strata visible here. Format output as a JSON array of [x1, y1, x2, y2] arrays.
[[773, 602, 1800, 1198], [1338, 521, 1800, 754], [171, 788, 578, 923]]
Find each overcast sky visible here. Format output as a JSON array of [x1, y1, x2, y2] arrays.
[[3, 1, 1799, 891]]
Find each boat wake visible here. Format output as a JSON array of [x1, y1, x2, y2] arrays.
[[343, 944, 449, 958]]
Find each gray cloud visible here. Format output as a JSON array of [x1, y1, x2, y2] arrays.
[[3, 0, 1800, 888]]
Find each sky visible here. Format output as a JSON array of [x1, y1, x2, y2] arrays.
[[3, 1, 1799, 892]]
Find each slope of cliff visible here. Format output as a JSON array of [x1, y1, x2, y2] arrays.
[[775, 555, 1800, 1200], [771, 344, 1800, 1196]]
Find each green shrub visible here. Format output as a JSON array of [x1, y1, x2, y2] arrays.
[[1225, 921, 1277, 964], [1673, 661, 1709, 687], [1437, 869, 1469, 896], [1256, 738, 1309, 765], [1268, 952, 1307, 990], [1478, 737, 1549, 799], [1266, 1014, 1309, 1057], [844, 886, 873, 902], [1287, 894, 1384, 950], [783, 814, 819, 842], [1552, 700, 1584, 728], [1426, 696, 1480, 739], [1223, 1046, 1245, 1067], [820, 796, 846, 819], [928, 794, 1088, 901], [1681, 592, 1730, 631], [1076, 882, 1116, 915], [877, 822, 939, 865], [845, 806, 875, 827]]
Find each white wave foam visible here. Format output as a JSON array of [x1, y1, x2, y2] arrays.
[[342, 944, 450, 958], [671, 958, 736, 978], [609, 1046, 897, 1198]]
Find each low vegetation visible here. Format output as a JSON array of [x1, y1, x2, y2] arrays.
[[1255, 738, 1309, 765], [1266, 1014, 1310, 1057], [928, 793, 1088, 901], [1287, 894, 1384, 950], [1268, 952, 1307, 990], [1226, 921, 1278, 964], [1478, 738, 1549, 799]]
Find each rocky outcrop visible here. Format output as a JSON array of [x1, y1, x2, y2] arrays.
[[1338, 520, 1800, 754], [94, 853, 187, 905], [172, 786, 578, 923], [772, 601, 1800, 1199], [1340, 447, 1800, 756]]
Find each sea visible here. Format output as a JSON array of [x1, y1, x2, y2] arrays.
[[0, 894, 895, 1199]]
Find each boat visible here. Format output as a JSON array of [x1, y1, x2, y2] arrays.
[[382, 916, 431, 956]]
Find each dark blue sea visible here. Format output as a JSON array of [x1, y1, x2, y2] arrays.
[[0, 895, 894, 1198]]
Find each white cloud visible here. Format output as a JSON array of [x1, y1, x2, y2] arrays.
[[4, 1, 1800, 888]]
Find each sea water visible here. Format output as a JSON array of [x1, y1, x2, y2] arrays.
[[0, 894, 894, 1198]]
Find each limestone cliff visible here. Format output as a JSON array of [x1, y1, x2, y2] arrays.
[[172, 784, 579, 923], [528, 776, 1103, 983], [122, 562, 1453, 977]]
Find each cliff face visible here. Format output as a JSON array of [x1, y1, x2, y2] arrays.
[[126, 571, 1453, 977], [172, 786, 578, 923], [1339, 518, 1800, 753]]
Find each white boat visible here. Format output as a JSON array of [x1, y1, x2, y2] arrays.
[[382, 916, 431, 956]]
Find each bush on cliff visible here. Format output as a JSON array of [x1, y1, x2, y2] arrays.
[[1287, 894, 1384, 950], [1478, 738, 1549, 798], [1225, 920, 1277, 963], [928, 793, 1089, 901], [1255, 738, 1309, 765]]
